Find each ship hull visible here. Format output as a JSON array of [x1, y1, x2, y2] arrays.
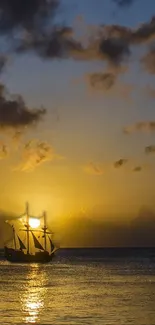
[[4, 247, 55, 263]]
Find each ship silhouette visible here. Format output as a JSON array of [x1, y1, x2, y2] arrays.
[[4, 203, 58, 263]]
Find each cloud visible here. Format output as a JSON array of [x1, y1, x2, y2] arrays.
[[0, 1, 155, 67], [105, 16, 155, 47], [14, 139, 63, 171], [123, 121, 155, 134], [84, 162, 105, 175], [108, 16, 155, 45], [11, 130, 23, 148], [114, 158, 128, 168], [86, 72, 133, 99], [0, 142, 8, 159], [112, 0, 135, 8], [0, 1, 80, 61], [0, 55, 8, 73], [132, 17, 155, 44], [66, 32, 131, 67], [99, 37, 130, 66], [132, 166, 142, 172], [63, 16, 155, 66], [145, 145, 155, 154], [16, 26, 82, 60], [84, 159, 146, 174], [142, 47, 155, 74], [88, 72, 116, 90], [0, 84, 46, 131], [1, 0, 155, 77], [0, 0, 59, 36]]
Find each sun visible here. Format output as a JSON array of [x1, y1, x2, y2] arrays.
[[29, 218, 40, 229]]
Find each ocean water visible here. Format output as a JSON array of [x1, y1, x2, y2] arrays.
[[0, 248, 155, 325]]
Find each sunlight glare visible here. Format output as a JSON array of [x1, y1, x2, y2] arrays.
[[29, 218, 40, 229]]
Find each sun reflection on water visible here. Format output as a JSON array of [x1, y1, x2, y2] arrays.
[[20, 265, 48, 324]]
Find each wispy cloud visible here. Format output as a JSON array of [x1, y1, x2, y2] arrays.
[[11, 131, 23, 149], [84, 162, 105, 175], [145, 145, 155, 154], [86, 72, 133, 100], [88, 72, 116, 90], [123, 121, 155, 134], [132, 166, 142, 172], [0, 142, 8, 159], [14, 140, 63, 172], [83, 158, 150, 175]]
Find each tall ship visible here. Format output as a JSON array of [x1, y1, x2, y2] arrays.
[[4, 203, 58, 263]]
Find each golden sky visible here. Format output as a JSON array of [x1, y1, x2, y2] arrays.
[[0, 0, 155, 246]]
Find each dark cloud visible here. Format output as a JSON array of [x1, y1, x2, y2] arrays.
[[0, 55, 8, 73], [0, 1, 155, 146], [104, 17, 155, 46], [0, 1, 82, 62], [104, 25, 131, 41], [0, 1, 77, 61], [133, 17, 155, 44], [123, 121, 155, 134], [0, 0, 154, 68], [0, 0, 152, 76], [67, 35, 130, 67], [69, 16, 155, 68], [88, 72, 116, 90], [145, 145, 155, 154], [0, 84, 46, 130], [16, 26, 84, 60], [99, 38, 130, 65], [112, 0, 135, 8], [0, 0, 59, 35], [114, 158, 128, 168]]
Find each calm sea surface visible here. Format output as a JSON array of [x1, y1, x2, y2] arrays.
[[0, 248, 155, 325]]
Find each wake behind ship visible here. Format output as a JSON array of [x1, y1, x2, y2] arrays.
[[4, 203, 58, 263]]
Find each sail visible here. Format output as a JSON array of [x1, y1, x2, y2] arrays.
[[17, 235, 26, 250], [48, 236, 55, 252], [4, 203, 59, 258], [31, 231, 44, 250]]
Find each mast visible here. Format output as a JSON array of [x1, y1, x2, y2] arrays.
[[12, 225, 17, 250], [43, 211, 47, 251], [26, 202, 30, 254]]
